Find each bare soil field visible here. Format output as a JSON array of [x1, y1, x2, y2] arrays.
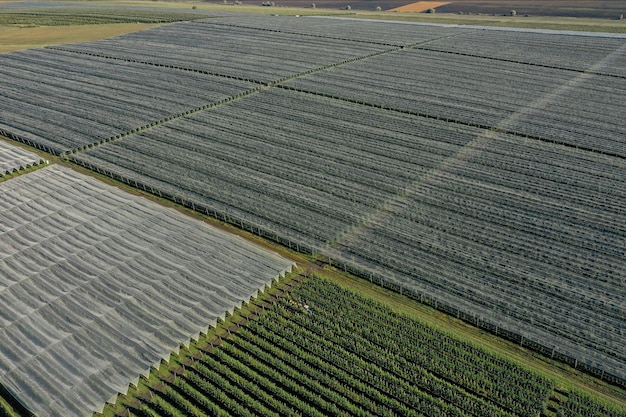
[[389, 1, 450, 12], [271, 0, 626, 16], [0, 23, 160, 54]]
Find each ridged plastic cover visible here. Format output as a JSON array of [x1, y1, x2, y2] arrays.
[[0, 165, 294, 417]]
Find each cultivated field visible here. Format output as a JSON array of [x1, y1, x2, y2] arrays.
[[285, 48, 625, 155], [72, 85, 626, 383], [49, 21, 391, 83], [0, 48, 257, 153], [98, 274, 626, 417], [107, 276, 557, 417], [2, 11, 625, 384], [13, 15, 617, 384], [1, 4, 626, 416]]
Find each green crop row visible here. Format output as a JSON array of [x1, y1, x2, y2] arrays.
[[4, 274, 624, 417], [97, 275, 602, 417]]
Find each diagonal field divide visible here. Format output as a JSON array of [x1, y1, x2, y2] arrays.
[[58, 29, 467, 156], [323, 42, 626, 259]]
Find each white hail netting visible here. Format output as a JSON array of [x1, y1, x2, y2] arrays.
[[0, 140, 43, 174], [0, 165, 295, 417]]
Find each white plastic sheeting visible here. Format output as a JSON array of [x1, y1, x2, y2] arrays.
[[0, 165, 295, 417], [0, 140, 43, 174]]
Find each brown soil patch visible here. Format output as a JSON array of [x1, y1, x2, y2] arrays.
[[0, 23, 160, 54], [388, 1, 450, 12]]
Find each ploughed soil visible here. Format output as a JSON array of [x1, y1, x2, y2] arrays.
[[269, 0, 626, 17], [388, 1, 450, 12]]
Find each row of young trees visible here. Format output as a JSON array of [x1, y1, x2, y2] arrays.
[[557, 390, 626, 417], [117, 276, 567, 417]]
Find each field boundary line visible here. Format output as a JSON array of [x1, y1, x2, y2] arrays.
[[274, 84, 626, 160], [197, 19, 409, 47], [63, 84, 263, 155], [267, 31, 469, 86], [413, 46, 626, 79], [47, 45, 264, 85]]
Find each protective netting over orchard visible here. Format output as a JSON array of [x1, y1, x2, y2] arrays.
[[0, 48, 258, 155], [0, 165, 295, 417], [0, 140, 45, 175], [75, 86, 626, 384], [52, 20, 393, 83], [193, 14, 471, 46], [1, 11, 626, 396]]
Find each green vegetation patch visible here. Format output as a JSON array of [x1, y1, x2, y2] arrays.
[[558, 389, 626, 417], [0, 397, 22, 417], [97, 273, 569, 417], [4, 271, 625, 417], [350, 13, 626, 33], [0, 8, 208, 26]]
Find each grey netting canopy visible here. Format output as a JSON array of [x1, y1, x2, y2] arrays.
[[0, 140, 45, 175], [0, 165, 295, 417]]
